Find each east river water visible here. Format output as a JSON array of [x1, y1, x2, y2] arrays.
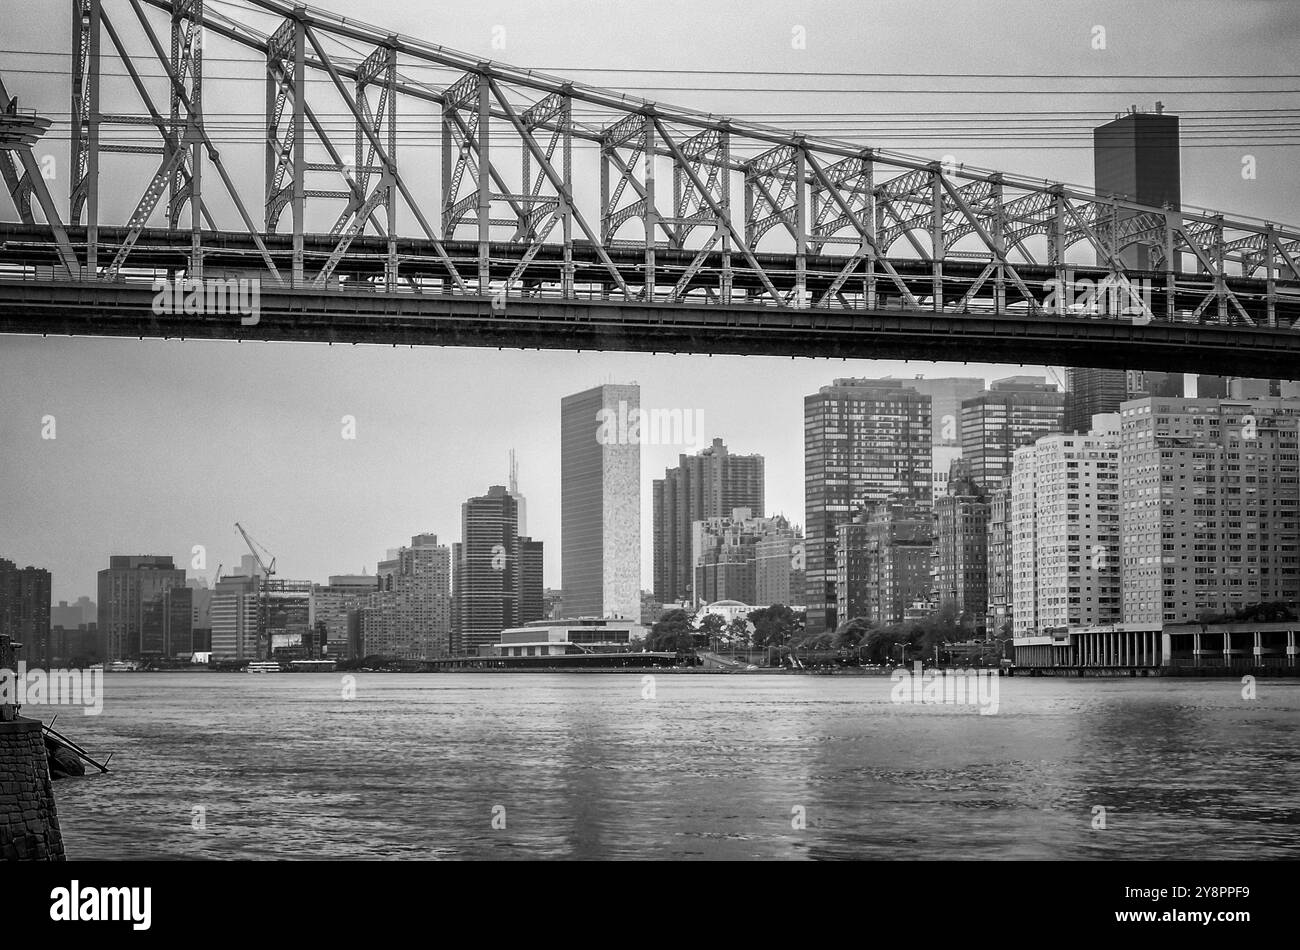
[[28, 672, 1300, 860]]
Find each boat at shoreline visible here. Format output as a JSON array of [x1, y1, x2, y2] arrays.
[[244, 661, 283, 674]]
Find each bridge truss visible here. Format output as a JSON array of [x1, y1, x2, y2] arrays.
[[1, 0, 1300, 372]]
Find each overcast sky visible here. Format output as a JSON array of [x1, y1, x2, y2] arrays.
[[2, 0, 1297, 601]]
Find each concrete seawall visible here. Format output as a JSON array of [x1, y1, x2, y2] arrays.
[[0, 715, 66, 860], [1, 633, 66, 860]]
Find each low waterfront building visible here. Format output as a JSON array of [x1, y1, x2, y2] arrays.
[[1001, 618, 1300, 671], [490, 617, 648, 658], [695, 599, 755, 626]]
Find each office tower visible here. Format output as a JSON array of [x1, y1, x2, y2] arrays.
[[1068, 370, 1192, 432], [96, 555, 187, 661], [211, 573, 260, 662], [365, 534, 453, 660], [835, 498, 932, 627], [1128, 371, 1185, 399], [805, 378, 932, 632], [139, 585, 193, 658], [1011, 416, 1122, 648], [960, 376, 1065, 491], [560, 383, 641, 620], [454, 487, 520, 655], [879, 376, 983, 508], [1120, 396, 1300, 624], [312, 575, 376, 659], [1094, 109, 1181, 269], [691, 508, 800, 607], [755, 534, 806, 608], [652, 437, 765, 604], [186, 578, 212, 653], [1065, 368, 1127, 433], [509, 449, 528, 536], [985, 478, 1014, 635], [0, 558, 51, 659], [931, 460, 990, 630], [884, 376, 985, 447], [519, 539, 544, 625]]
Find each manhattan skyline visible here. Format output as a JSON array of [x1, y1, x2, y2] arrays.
[[0, 335, 1038, 602]]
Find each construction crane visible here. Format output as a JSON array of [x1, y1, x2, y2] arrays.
[[235, 523, 277, 660], [235, 523, 276, 579]]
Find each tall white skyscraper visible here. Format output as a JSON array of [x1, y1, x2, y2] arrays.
[[561, 383, 641, 620], [1011, 416, 1122, 651]]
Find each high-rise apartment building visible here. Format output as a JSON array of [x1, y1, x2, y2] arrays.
[[560, 384, 641, 620], [653, 438, 765, 603], [805, 379, 932, 632], [835, 499, 932, 627], [364, 534, 453, 659], [311, 575, 375, 659], [755, 535, 806, 608], [97, 555, 187, 661], [985, 478, 1014, 635], [1119, 397, 1300, 624], [691, 508, 800, 607], [1011, 416, 1122, 645], [961, 376, 1064, 491], [931, 460, 990, 629], [0, 558, 51, 658]]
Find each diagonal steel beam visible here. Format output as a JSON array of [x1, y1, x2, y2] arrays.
[[488, 76, 631, 299], [653, 117, 783, 307], [304, 23, 466, 292], [806, 153, 919, 309]]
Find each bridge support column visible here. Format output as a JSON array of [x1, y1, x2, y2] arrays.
[[70, 0, 101, 276], [477, 75, 491, 296], [643, 113, 656, 301]]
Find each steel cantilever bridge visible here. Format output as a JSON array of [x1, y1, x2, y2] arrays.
[[2, 0, 1300, 375]]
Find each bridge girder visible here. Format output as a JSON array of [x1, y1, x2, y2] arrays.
[[0, 0, 1296, 348]]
